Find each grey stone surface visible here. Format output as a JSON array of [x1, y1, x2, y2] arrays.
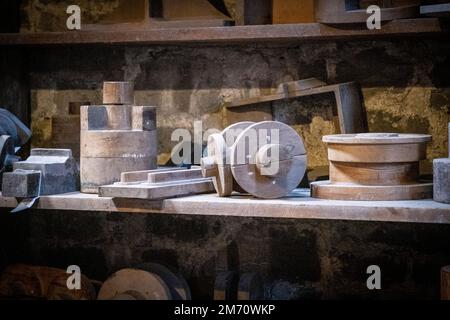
[[1, 170, 40, 198], [434, 158, 450, 204]]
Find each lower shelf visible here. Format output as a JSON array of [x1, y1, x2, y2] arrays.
[[1, 189, 450, 224]]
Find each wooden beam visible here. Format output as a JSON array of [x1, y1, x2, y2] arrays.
[[0, 19, 447, 47]]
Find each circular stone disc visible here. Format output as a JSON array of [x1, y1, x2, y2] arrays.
[[97, 268, 172, 300], [230, 121, 307, 199], [137, 263, 191, 300], [323, 133, 432, 145]]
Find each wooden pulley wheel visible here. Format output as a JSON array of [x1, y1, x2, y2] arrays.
[[311, 133, 433, 201], [201, 122, 254, 196], [230, 121, 307, 199], [97, 268, 172, 300]]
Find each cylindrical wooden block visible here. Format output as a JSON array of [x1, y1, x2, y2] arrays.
[[433, 158, 450, 204], [103, 81, 134, 105], [80, 104, 157, 194], [442, 266, 450, 300], [311, 133, 432, 201]]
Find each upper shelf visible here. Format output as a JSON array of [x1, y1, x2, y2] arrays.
[[0, 18, 448, 46]]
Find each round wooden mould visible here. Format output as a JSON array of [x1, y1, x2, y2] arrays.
[[311, 133, 433, 201], [201, 121, 307, 199]]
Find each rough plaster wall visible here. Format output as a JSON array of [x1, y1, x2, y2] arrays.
[[28, 40, 450, 170], [0, 210, 449, 299]]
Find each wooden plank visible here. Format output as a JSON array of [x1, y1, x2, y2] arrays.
[[0, 19, 447, 47], [442, 266, 450, 300], [1, 190, 450, 224]]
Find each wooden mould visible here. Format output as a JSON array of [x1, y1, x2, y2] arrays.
[[311, 133, 433, 201], [225, 79, 368, 134], [99, 167, 215, 200]]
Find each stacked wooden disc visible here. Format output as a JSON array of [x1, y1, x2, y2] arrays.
[[311, 133, 433, 201], [433, 123, 450, 204], [80, 82, 157, 193]]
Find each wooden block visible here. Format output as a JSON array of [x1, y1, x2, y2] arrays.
[[442, 266, 450, 300], [121, 167, 184, 183], [148, 168, 204, 183], [161, 0, 231, 20], [81, 156, 157, 194], [103, 82, 134, 105], [433, 158, 450, 204], [273, 0, 315, 24], [99, 177, 214, 200], [235, 0, 272, 25]]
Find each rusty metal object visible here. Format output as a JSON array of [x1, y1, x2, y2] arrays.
[[311, 133, 433, 201], [80, 82, 157, 193], [315, 0, 419, 24], [0, 264, 96, 300]]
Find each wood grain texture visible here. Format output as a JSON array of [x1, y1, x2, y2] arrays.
[[103, 82, 134, 105], [2, 189, 450, 224], [0, 19, 446, 46]]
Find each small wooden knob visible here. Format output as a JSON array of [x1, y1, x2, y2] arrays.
[[103, 82, 134, 105]]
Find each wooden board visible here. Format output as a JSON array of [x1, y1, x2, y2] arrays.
[[421, 4, 450, 17], [273, 0, 315, 24], [103, 82, 134, 105], [2, 190, 450, 224]]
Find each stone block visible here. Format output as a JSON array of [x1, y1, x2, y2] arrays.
[[433, 158, 450, 204], [1, 170, 41, 198]]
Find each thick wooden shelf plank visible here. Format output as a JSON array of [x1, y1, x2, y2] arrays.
[[1, 189, 450, 224], [0, 19, 447, 46]]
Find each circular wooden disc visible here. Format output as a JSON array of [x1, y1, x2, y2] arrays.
[[311, 180, 433, 201], [202, 122, 255, 197], [323, 133, 432, 145], [137, 263, 191, 300], [230, 121, 307, 199], [97, 268, 172, 300]]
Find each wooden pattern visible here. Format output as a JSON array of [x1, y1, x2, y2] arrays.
[[230, 121, 307, 199], [202, 122, 254, 196], [311, 133, 433, 201], [99, 168, 215, 200], [98, 268, 172, 300], [226, 80, 368, 134], [103, 82, 134, 105]]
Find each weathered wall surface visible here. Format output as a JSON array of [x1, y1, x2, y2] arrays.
[[27, 40, 450, 171], [0, 210, 449, 299]]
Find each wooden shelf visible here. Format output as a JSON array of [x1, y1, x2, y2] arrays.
[[0, 19, 447, 46], [1, 189, 450, 225]]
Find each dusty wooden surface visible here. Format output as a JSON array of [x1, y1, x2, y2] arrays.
[[1, 189, 450, 224], [0, 19, 447, 46]]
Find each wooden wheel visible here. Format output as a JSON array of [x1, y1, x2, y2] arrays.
[[97, 268, 172, 300], [230, 121, 307, 199], [201, 122, 254, 196]]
